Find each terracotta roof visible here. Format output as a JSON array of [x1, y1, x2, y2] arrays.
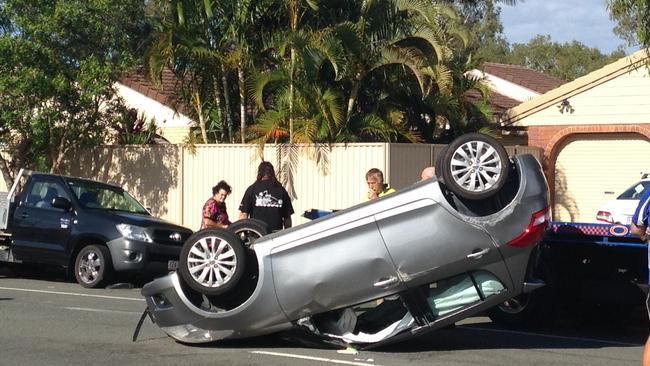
[[480, 62, 566, 94], [465, 89, 520, 115], [119, 68, 190, 115], [505, 49, 650, 125]]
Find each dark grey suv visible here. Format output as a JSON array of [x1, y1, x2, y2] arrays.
[[3, 171, 192, 288], [142, 133, 550, 347]]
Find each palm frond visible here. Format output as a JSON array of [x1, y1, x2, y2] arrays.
[[408, 25, 450, 63], [373, 46, 428, 95], [276, 143, 300, 199], [248, 68, 288, 110], [250, 109, 289, 143], [333, 22, 364, 57]]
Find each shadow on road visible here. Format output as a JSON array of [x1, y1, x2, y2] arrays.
[[140, 314, 648, 354], [0, 262, 168, 289]]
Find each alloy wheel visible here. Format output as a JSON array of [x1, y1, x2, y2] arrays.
[[78, 250, 102, 284], [449, 140, 503, 194], [186, 236, 238, 288]]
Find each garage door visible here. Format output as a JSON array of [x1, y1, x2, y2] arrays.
[[554, 133, 650, 223]]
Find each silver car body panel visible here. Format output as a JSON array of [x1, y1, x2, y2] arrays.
[[142, 154, 549, 345]]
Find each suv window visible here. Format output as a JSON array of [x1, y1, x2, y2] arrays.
[[67, 179, 149, 214], [617, 181, 650, 200], [26, 181, 69, 209]]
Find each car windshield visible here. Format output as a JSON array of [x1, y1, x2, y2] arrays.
[[617, 181, 650, 200], [66, 179, 149, 214]]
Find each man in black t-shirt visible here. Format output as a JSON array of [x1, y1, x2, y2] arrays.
[[238, 161, 294, 231]]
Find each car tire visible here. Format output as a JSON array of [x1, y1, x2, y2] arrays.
[[434, 145, 448, 174], [74, 245, 113, 288], [487, 257, 555, 328], [179, 228, 246, 296], [228, 219, 269, 246], [436, 133, 510, 200]]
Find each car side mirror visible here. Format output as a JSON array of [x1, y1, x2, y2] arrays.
[[51, 197, 72, 211]]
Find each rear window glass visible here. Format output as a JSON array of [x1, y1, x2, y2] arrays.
[[617, 181, 650, 200]]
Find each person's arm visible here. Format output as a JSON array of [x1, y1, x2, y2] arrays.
[[631, 223, 647, 238], [281, 188, 294, 229], [631, 191, 650, 240], [202, 217, 228, 229], [238, 186, 253, 220]]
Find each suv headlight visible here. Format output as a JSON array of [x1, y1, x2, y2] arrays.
[[116, 224, 153, 243]]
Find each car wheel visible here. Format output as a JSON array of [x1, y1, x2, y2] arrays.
[[434, 145, 448, 174], [228, 218, 269, 246], [74, 245, 113, 288], [487, 257, 555, 328], [437, 133, 510, 200], [178, 229, 246, 296]]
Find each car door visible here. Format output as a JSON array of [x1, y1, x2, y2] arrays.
[[11, 178, 73, 265], [375, 198, 513, 291], [270, 215, 407, 320]]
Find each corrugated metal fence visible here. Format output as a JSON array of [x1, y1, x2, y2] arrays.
[[60, 143, 541, 231]]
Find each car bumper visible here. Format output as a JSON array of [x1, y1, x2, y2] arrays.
[[107, 237, 181, 272], [141, 270, 293, 343]]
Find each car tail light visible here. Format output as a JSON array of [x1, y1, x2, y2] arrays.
[[596, 210, 614, 224], [507, 207, 550, 248]]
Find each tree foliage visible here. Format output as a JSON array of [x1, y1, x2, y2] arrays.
[[507, 35, 626, 81], [0, 0, 149, 185], [7, 0, 642, 190], [607, 0, 650, 49], [145, 0, 487, 146], [450, 1, 629, 81], [445, 0, 513, 62]]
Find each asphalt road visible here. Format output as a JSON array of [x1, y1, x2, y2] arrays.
[[0, 267, 647, 366]]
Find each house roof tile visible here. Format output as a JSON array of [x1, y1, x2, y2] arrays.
[[119, 68, 190, 115], [465, 89, 521, 115], [480, 62, 566, 94]]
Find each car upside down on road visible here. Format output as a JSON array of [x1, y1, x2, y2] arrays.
[[140, 133, 550, 348]]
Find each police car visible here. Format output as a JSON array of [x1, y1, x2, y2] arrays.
[[597, 174, 650, 224]]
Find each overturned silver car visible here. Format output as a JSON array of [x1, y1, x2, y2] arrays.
[[141, 133, 550, 348]]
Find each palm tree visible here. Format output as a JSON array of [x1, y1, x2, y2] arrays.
[[145, 0, 229, 143], [275, 0, 319, 143], [336, 1, 464, 122], [146, 0, 276, 143], [248, 15, 345, 143]]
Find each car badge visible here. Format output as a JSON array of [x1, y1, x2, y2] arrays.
[[169, 232, 182, 241]]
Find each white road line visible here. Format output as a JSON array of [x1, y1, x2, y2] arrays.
[[461, 325, 642, 347], [64, 306, 142, 315], [0, 286, 144, 302], [250, 351, 381, 366]]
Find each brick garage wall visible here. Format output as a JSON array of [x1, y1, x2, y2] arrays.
[[528, 124, 650, 206]]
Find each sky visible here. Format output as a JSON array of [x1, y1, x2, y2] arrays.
[[499, 0, 640, 55]]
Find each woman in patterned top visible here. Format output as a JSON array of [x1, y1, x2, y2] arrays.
[[200, 180, 232, 230]]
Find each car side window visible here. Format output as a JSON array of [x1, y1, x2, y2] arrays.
[[25, 181, 69, 209], [424, 271, 505, 318]]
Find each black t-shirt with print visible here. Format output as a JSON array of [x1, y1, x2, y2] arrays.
[[239, 179, 294, 232]]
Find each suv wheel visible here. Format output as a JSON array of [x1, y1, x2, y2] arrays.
[[74, 245, 113, 288]]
